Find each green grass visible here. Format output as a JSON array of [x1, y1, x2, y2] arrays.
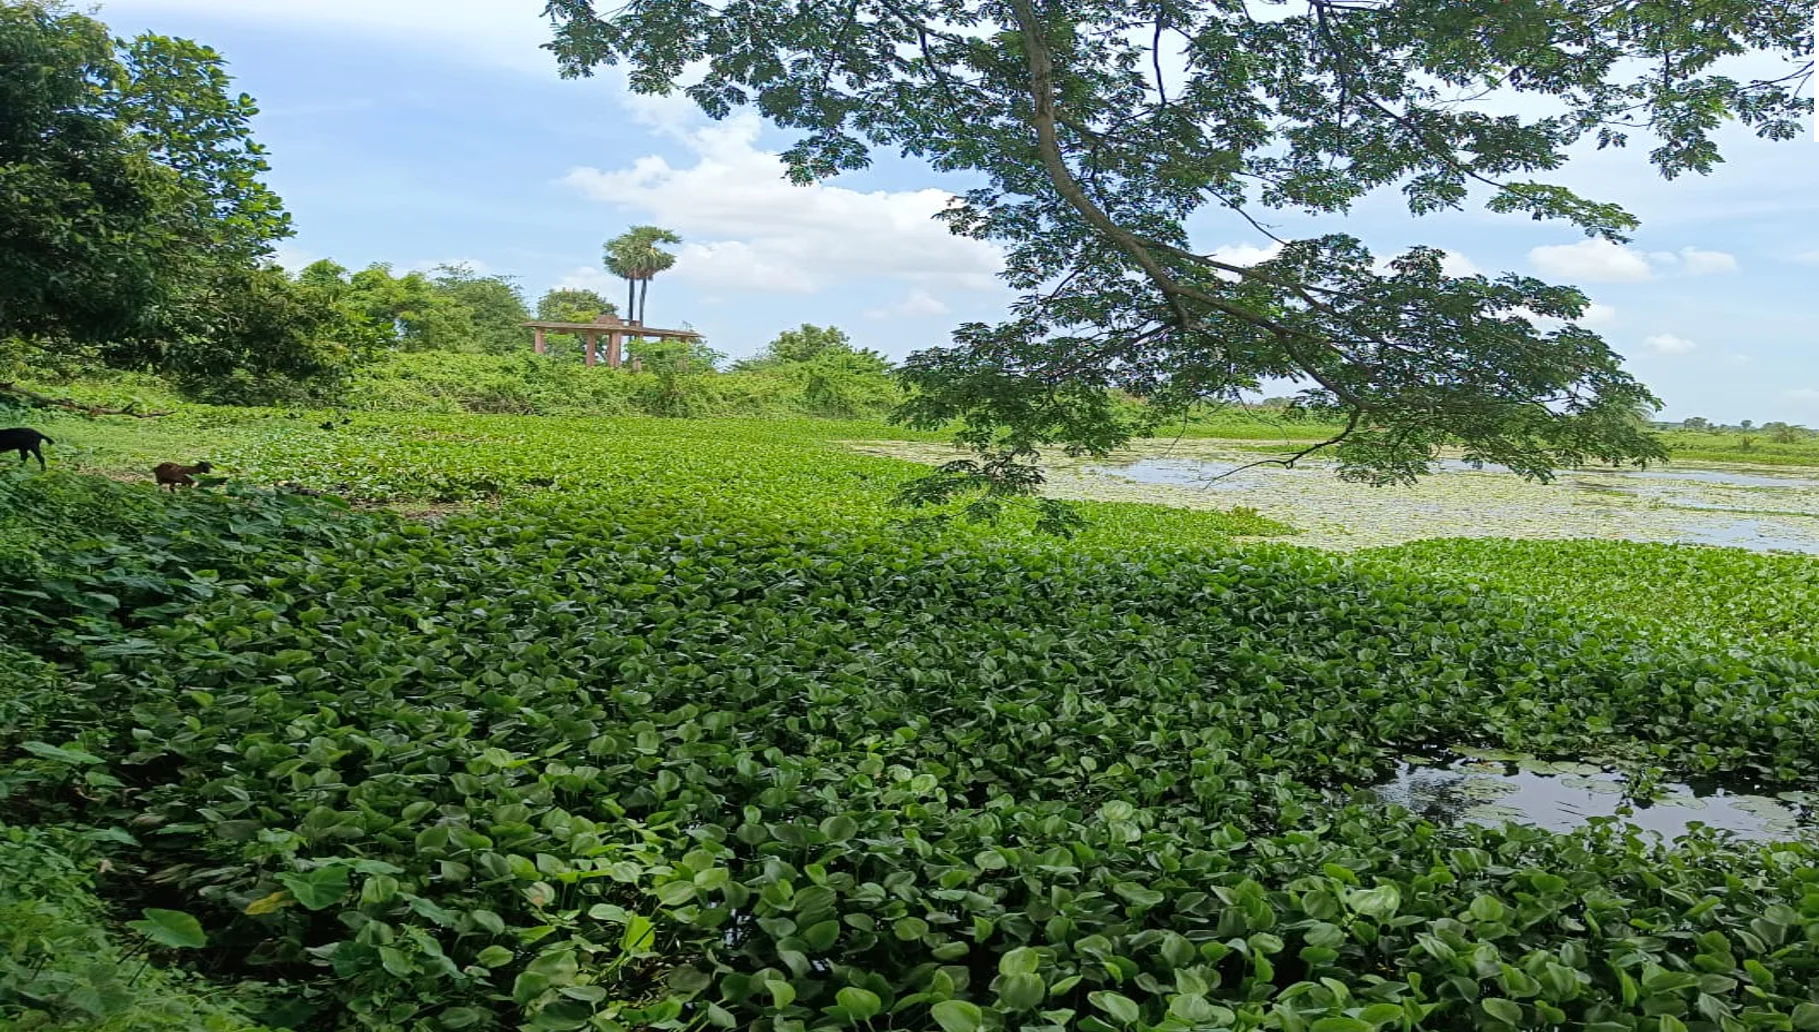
[[1657, 429, 1819, 468]]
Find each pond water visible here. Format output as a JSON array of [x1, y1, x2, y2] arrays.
[[1371, 752, 1808, 842], [846, 440, 1819, 552], [1079, 446, 1819, 552], [1624, 468, 1819, 489]]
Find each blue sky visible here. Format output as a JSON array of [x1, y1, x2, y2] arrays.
[[99, 0, 1817, 424]]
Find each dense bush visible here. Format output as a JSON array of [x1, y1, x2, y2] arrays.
[[0, 824, 284, 1031], [3, 464, 1819, 1031], [336, 353, 903, 420]]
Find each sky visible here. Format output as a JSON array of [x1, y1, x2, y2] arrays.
[[97, 0, 1817, 424]]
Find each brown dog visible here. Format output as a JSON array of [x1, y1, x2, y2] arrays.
[[152, 461, 213, 491]]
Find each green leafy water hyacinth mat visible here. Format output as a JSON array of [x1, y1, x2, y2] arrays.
[[5, 472, 1819, 1030]]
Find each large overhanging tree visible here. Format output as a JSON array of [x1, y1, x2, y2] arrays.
[[542, 0, 1809, 498]]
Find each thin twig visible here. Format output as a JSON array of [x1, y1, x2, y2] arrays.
[[1194, 408, 1361, 484]]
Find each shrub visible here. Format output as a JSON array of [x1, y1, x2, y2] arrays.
[[0, 824, 280, 1031]]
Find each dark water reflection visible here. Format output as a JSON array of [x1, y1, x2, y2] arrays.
[[1372, 755, 1806, 842]]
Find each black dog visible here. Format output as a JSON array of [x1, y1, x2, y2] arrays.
[[0, 428, 53, 470]]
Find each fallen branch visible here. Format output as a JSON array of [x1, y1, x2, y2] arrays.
[[0, 382, 172, 419]]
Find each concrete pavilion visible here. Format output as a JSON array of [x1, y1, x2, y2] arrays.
[[522, 313, 700, 368]]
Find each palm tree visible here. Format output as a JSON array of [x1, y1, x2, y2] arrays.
[[603, 226, 681, 324], [602, 243, 636, 319]]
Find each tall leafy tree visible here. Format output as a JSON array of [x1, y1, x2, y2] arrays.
[[733, 324, 890, 371], [342, 265, 466, 350], [0, 3, 290, 348], [431, 263, 531, 354], [535, 287, 617, 360], [544, 0, 1809, 494], [536, 287, 616, 324]]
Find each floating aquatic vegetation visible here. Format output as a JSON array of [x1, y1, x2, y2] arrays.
[[872, 437, 1819, 552]]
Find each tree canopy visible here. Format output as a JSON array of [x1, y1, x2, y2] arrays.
[[430, 263, 531, 354], [603, 226, 681, 324], [0, 2, 289, 347], [544, 0, 1810, 487], [536, 287, 616, 324], [736, 324, 886, 369]]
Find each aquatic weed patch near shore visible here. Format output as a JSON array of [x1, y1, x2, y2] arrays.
[[5, 467, 1819, 1030]]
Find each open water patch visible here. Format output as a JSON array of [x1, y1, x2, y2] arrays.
[[1622, 468, 1819, 489], [1086, 457, 1265, 490], [1371, 750, 1808, 842], [1078, 449, 1819, 552]]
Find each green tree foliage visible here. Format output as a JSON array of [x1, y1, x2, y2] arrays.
[[1762, 421, 1809, 445], [0, 3, 289, 347], [733, 324, 901, 418], [345, 264, 473, 351], [105, 265, 382, 404], [430, 263, 530, 355], [535, 287, 616, 323], [603, 226, 681, 323], [302, 261, 518, 354], [544, 0, 1808, 493], [533, 287, 618, 362], [627, 334, 723, 415], [737, 324, 879, 368]]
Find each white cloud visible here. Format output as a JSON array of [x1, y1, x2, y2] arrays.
[[1209, 242, 1284, 266], [555, 265, 625, 298], [1579, 302, 1618, 327], [1643, 333, 1698, 355], [1793, 251, 1819, 266], [1439, 251, 1482, 277], [1664, 246, 1739, 275], [1529, 239, 1655, 282], [865, 290, 952, 319], [671, 241, 818, 293], [561, 116, 1003, 296], [1530, 240, 1738, 282]]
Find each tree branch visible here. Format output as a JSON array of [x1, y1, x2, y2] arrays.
[[1196, 406, 1362, 483], [1006, 0, 1369, 409], [0, 383, 172, 418]]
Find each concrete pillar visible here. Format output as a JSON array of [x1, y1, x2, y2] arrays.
[[584, 333, 597, 367], [607, 332, 623, 368], [533, 327, 547, 354]]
